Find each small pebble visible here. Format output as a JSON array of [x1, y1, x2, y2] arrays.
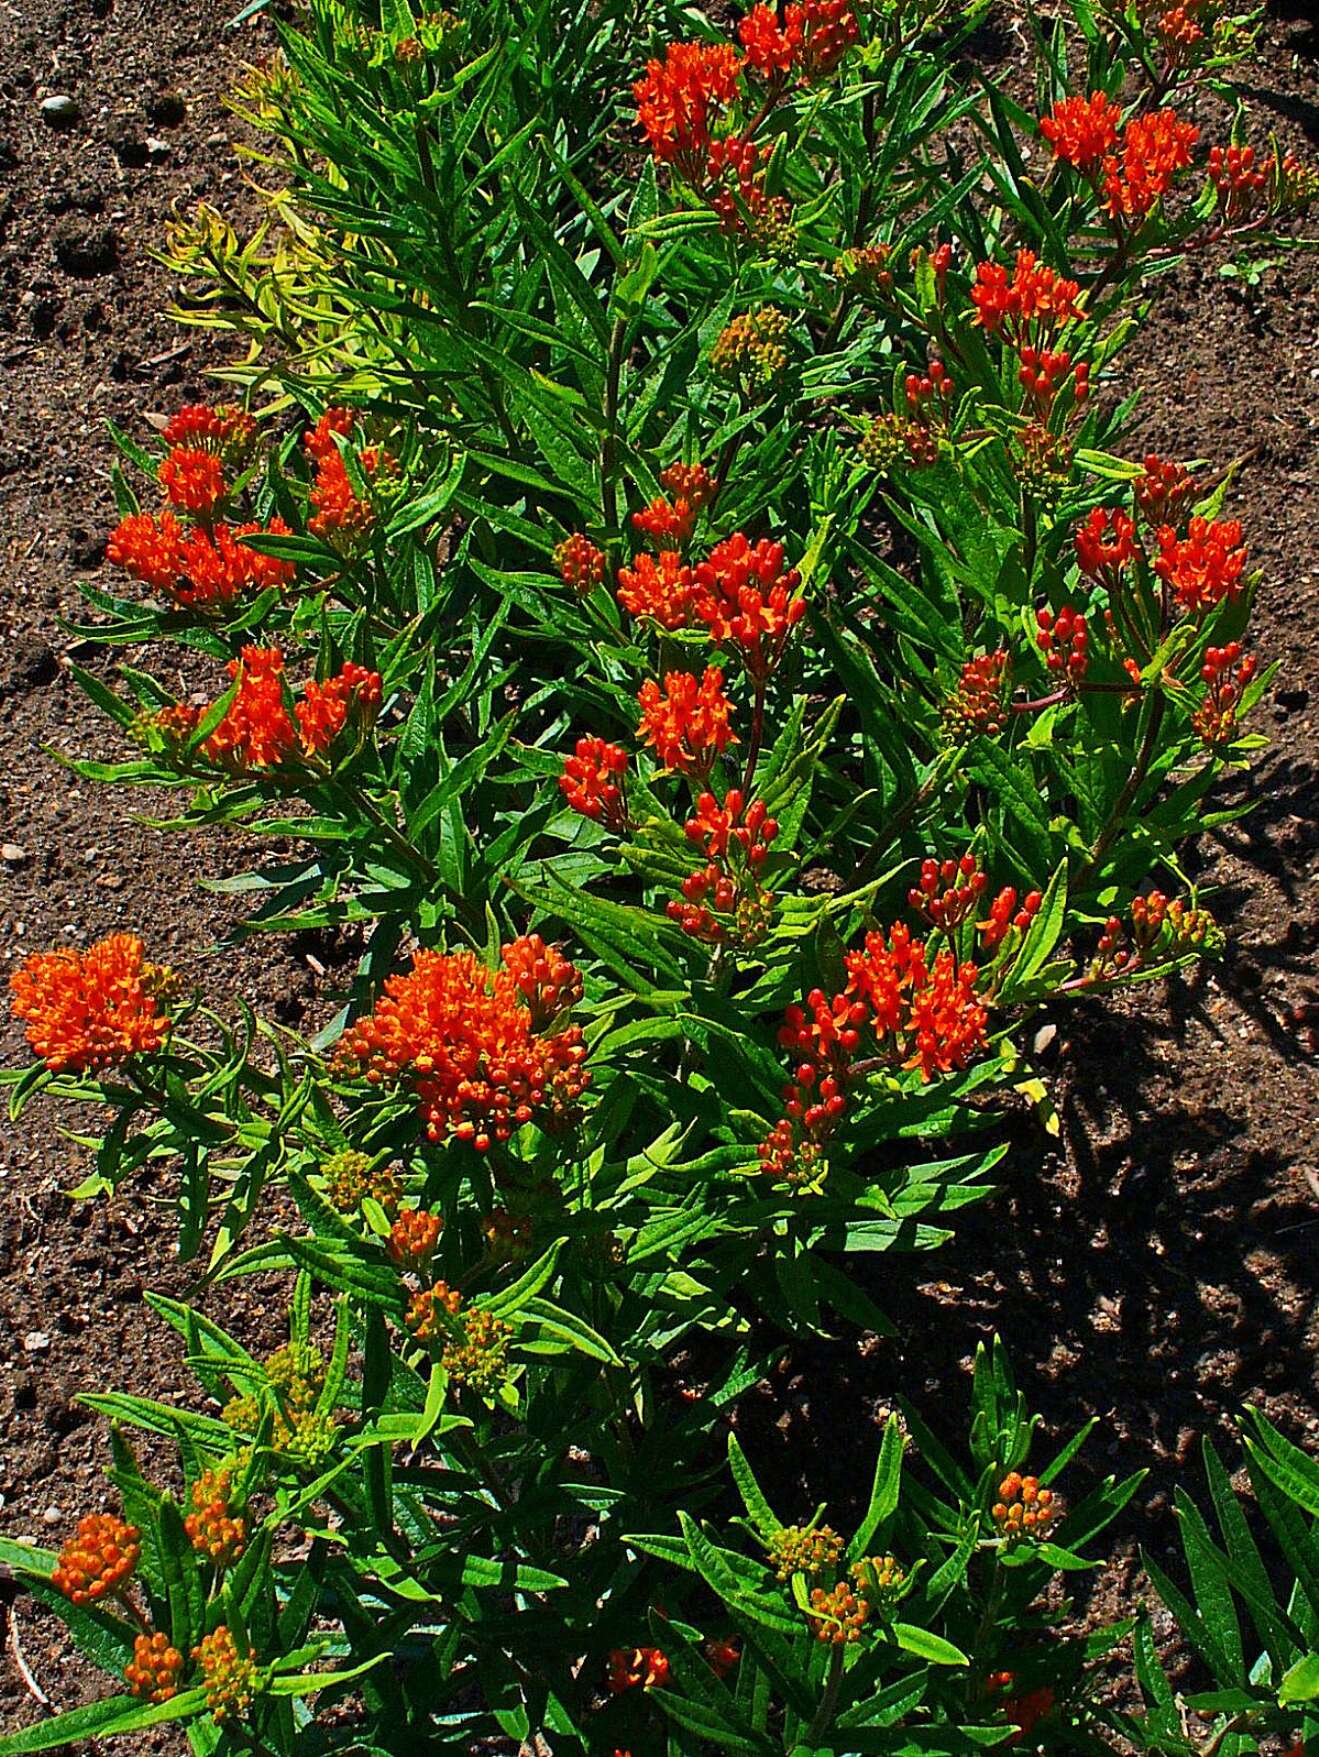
[[1, 843, 28, 863], [40, 93, 79, 128], [24, 1331, 51, 1353]]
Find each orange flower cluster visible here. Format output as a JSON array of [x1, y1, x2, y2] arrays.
[[1075, 506, 1138, 577], [979, 886, 1043, 953], [738, 0, 858, 78], [908, 854, 988, 930], [1102, 108, 1199, 220], [501, 933, 584, 1025], [389, 1206, 444, 1267], [632, 460, 717, 549], [159, 446, 227, 515], [108, 511, 296, 608], [53, 1512, 141, 1604], [859, 411, 939, 474], [125, 1632, 185, 1704], [553, 532, 607, 592], [191, 647, 381, 770], [11, 934, 173, 1074], [1194, 641, 1257, 745], [406, 1278, 462, 1340], [991, 1471, 1060, 1540], [768, 1522, 845, 1580], [192, 1625, 258, 1725], [1040, 91, 1122, 171], [607, 1646, 671, 1693], [305, 407, 391, 545], [616, 550, 695, 629], [807, 1581, 869, 1645], [184, 1468, 247, 1569], [162, 403, 257, 460], [942, 651, 1009, 741], [634, 41, 743, 179], [1153, 514, 1248, 614], [669, 788, 778, 944], [759, 911, 990, 1182], [559, 735, 629, 830], [692, 533, 805, 680], [1035, 604, 1090, 681], [335, 946, 589, 1149], [1135, 454, 1196, 524], [1208, 142, 1267, 221], [970, 251, 1082, 339], [637, 666, 738, 774]]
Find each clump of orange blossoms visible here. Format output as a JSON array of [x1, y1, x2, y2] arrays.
[[616, 550, 695, 629], [52, 1512, 140, 1604], [187, 647, 381, 770], [389, 1207, 444, 1267], [501, 933, 584, 1025], [942, 651, 1009, 741], [406, 1279, 462, 1341], [184, 1468, 248, 1569], [992, 1472, 1060, 1540], [305, 407, 394, 546], [1153, 514, 1248, 614], [553, 532, 606, 592], [559, 735, 629, 830], [808, 1581, 869, 1645], [970, 251, 1082, 339], [10, 934, 173, 1074], [633, 41, 742, 179], [1102, 109, 1199, 220], [637, 666, 738, 774], [1039, 91, 1122, 171], [125, 1632, 185, 1704], [607, 1646, 671, 1694], [107, 512, 295, 609], [159, 446, 227, 515], [335, 946, 589, 1149], [691, 533, 805, 680], [193, 1625, 258, 1725]]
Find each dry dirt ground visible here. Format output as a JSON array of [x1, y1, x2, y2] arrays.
[[0, 0, 1314, 1746]]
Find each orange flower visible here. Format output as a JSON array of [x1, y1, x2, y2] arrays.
[[634, 41, 743, 176], [1153, 514, 1248, 613], [389, 1207, 444, 1267], [554, 532, 607, 592], [159, 445, 227, 515], [52, 1512, 141, 1604], [201, 646, 297, 769], [1135, 454, 1196, 525], [692, 533, 805, 678], [616, 550, 695, 629], [607, 1646, 670, 1693], [941, 651, 1009, 740], [500, 934, 584, 1026], [739, 2, 804, 74], [295, 661, 382, 757], [162, 403, 257, 461], [637, 666, 738, 774], [560, 735, 629, 830], [632, 495, 698, 549], [184, 1468, 247, 1569], [304, 406, 358, 463], [1102, 109, 1199, 219], [107, 511, 188, 592], [970, 250, 1082, 337], [1075, 506, 1138, 576], [192, 1625, 258, 1725], [991, 1471, 1061, 1540], [1194, 641, 1257, 745], [335, 948, 590, 1149], [10, 935, 172, 1074], [125, 1632, 185, 1704], [406, 1279, 462, 1340], [1039, 91, 1122, 170]]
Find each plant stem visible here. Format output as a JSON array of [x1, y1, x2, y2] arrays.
[[1077, 692, 1165, 888], [601, 314, 628, 538], [802, 1645, 845, 1746]]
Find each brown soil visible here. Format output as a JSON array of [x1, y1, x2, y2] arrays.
[[0, 0, 1314, 1748]]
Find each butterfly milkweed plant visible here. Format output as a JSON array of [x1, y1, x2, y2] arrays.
[[4, 0, 1317, 1750]]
